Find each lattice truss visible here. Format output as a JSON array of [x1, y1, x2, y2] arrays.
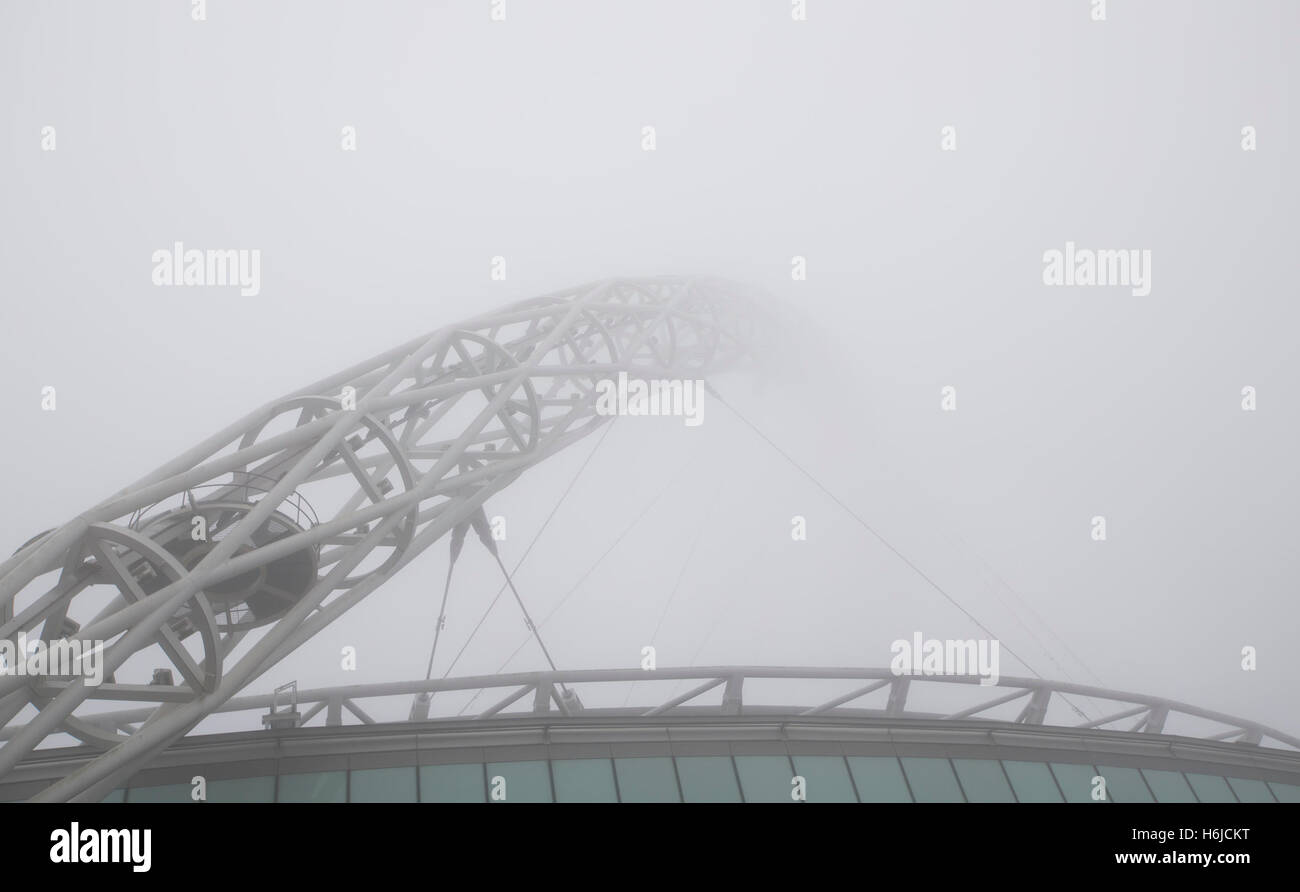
[[0, 276, 765, 799]]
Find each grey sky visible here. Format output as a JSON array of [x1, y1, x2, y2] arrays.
[[1, 0, 1296, 740]]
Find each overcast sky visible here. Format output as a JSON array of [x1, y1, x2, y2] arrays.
[[1, 0, 1296, 743]]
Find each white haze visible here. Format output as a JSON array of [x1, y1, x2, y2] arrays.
[[0, 0, 1296, 740]]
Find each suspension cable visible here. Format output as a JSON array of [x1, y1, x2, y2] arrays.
[[489, 549, 568, 694], [623, 477, 721, 707], [436, 418, 617, 683], [456, 446, 700, 716], [423, 562, 456, 681], [704, 381, 1092, 722]]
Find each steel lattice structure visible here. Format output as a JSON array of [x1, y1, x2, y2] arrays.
[[7, 667, 1292, 751], [0, 276, 766, 801]]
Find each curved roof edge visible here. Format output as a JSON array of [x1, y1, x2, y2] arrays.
[[17, 666, 1297, 754]]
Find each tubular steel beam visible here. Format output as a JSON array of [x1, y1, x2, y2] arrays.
[[2, 666, 1293, 783], [0, 277, 766, 801]]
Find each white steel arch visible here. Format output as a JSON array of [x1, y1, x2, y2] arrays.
[[0, 276, 767, 801]]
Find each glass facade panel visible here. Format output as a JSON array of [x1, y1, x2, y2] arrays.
[[208, 776, 275, 803], [486, 760, 551, 803], [420, 763, 484, 803], [900, 758, 964, 802], [1225, 777, 1274, 803], [735, 755, 795, 803], [1002, 760, 1063, 802], [1185, 772, 1236, 803], [791, 755, 856, 803], [350, 766, 417, 803], [1268, 782, 1300, 803], [278, 771, 346, 803], [1050, 762, 1101, 803], [1141, 769, 1197, 803], [127, 783, 191, 803], [1096, 765, 1153, 803], [552, 759, 618, 803], [847, 756, 912, 802], [14, 748, 1299, 805], [613, 757, 679, 803], [952, 759, 1015, 802], [676, 756, 742, 802]]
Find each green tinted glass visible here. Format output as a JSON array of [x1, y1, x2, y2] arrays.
[[847, 756, 912, 802], [1185, 773, 1236, 803], [1225, 777, 1274, 803], [208, 776, 275, 803], [900, 758, 964, 802], [791, 755, 857, 803], [1096, 765, 1153, 803], [1141, 769, 1197, 803], [277, 771, 346, 803], [952, 759, 1015, 802], [675, 756, 742, 802], [552, 759, 618, 803], [735, 755, 795, 803], [486, 761, 551, 803], [1050, 763, 1102, 803], [613, 758, 679, 802], [1268, 782, 1300, 803], [127, 783, 191, 803], [350, 766, 416, 803], [1002, 760, 1063, 802], [420, 763, 484, 803]]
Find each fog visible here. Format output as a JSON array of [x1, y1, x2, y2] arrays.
[[1, 0, 1296, 742]]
